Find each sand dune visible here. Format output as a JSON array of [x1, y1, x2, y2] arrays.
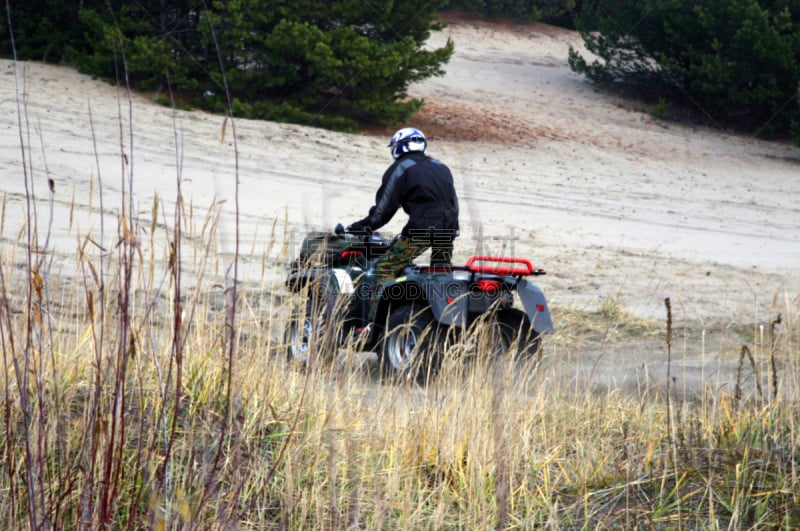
[[2, 16, 798, 331]]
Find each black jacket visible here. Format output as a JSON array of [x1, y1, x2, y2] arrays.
[[351, 152, 459, 239]]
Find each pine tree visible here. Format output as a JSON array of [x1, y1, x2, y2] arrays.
[[3, 0, 454, 129], [568, 0, 800, 143]]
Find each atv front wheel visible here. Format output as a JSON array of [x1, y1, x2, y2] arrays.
[[380, 304, 442, 382], [285, 294, 337, 365]]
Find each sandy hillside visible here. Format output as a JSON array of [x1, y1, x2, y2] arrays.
[[1, 15, 799, 385]]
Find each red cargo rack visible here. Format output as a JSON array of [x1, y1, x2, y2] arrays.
[[465, 256, 536, 276]]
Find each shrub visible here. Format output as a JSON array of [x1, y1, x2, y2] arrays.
[[3, 0, 453, 129], [569, 0, 800, 142], [442, 0, 578, 23]]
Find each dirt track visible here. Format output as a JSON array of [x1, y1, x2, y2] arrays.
[[1, 15, 798, 396]]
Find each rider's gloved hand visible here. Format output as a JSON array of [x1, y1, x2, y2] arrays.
[[346, 221, 371, 234]]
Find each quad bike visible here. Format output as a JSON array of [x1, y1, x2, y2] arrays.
[[283, 227, 554, 380]]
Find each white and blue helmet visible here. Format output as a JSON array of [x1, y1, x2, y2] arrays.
[[388, 127, 427, 159]]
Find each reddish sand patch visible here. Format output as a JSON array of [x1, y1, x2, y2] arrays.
[[363, 100, 566, 147]]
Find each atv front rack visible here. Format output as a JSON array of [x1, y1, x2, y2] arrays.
[[465, 255, 546, 276]]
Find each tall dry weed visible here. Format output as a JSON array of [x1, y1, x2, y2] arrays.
[[1, 12, 799, 529]]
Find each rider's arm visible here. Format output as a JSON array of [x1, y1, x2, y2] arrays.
[[349, 158, 414, 233]]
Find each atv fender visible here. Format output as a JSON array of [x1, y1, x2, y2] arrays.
[[286, 268, 344, 294], [517, 279, 554, 333], [425, 280, 469, 328], [286, 269, 319, 292], [375, 277, 467, 328]]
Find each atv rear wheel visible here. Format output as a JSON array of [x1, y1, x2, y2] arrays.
[[454, 308, 542, 362], [380, 304, 442, 382], [495, 307, 543, 361]]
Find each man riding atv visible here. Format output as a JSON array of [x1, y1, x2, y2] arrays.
[[345, 127, 460, 322], [285, 129, 552, 376]]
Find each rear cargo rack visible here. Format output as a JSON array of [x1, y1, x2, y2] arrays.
[[408, 256, 545, 277], [465, 256, 545, 276]]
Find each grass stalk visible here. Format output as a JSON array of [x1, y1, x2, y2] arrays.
[[1, 9, 799, 529]]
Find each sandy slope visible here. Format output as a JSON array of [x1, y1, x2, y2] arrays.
[[1, 17, 798, 344]]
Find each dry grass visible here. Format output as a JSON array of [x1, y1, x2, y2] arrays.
[[1, 182, 798, 528], [2, 45, 798, 529]]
